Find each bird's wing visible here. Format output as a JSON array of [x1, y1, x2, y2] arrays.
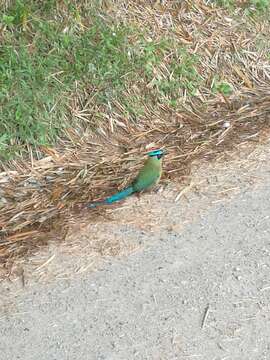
[[132, 165, 161, 192]]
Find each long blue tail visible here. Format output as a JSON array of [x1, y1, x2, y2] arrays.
[[104, 186, 134, 204], [87, 186, 134, 208]]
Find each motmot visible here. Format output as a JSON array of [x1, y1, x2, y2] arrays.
[[87, 149, 165, 208]]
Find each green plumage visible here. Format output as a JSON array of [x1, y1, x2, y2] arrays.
[[87, 149, 164, 208], [132, 156, 162, 192]]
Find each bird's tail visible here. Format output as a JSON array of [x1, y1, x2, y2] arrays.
[[104, 186, 134, 204], [87, 186, 134, 208]]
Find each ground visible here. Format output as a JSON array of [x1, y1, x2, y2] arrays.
[[1, 3, 270, 358], [1, 0, 270, 264], [1, 145, 270, 360]]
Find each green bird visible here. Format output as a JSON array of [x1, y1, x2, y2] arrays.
[[87, 149, 165, 208]]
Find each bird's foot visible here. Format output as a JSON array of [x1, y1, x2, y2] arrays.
[[135, 192, 142, 199], [153, 184, 164, 193]]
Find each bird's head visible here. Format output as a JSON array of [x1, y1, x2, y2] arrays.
[[147, 149, 165, 160]]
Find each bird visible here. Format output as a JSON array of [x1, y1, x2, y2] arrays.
[[87, 148, 165, 208]]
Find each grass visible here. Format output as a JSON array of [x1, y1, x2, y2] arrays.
[[1, 0, 268, 160], [0, 1, 203, 159], [0, 0, 269, 159], [216, 0, 270, 12], [1, 1, 128, 157]]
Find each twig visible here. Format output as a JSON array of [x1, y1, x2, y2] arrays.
[[201, 303, 210, 329]]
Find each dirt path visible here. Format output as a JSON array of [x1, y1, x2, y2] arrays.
[[1, 145, 270, 360]]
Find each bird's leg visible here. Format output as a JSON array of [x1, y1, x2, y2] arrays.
[[135, 191, 143, 199]]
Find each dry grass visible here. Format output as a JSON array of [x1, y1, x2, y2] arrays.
[[0, 0, 270, 271]]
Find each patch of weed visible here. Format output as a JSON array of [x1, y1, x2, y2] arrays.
[[211, 77, 233, 96], [213, 0, 269, 14], [155, 49, 202, 102]]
